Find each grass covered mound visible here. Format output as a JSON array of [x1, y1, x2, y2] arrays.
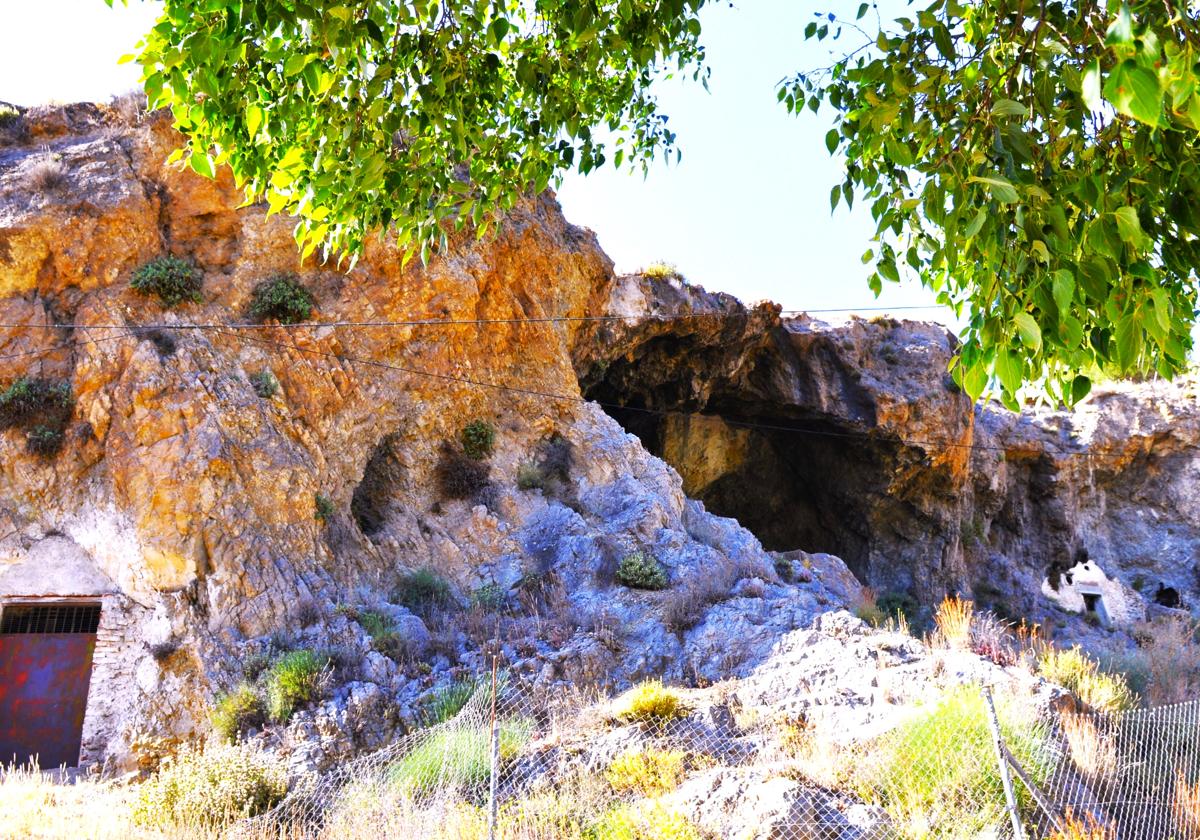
[[387, 719, 532, 794]]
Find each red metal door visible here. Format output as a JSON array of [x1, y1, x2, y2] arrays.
[[0, 604, 99, 769]]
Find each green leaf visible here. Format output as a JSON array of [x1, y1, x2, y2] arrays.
[[825, 129, 839, 154], [189, 151, 215, 179], [991, 99, 1026, 117], [1114, 314, 1143, 370], [1082, 60, 1103, 112], [963, 207, 987, 238], [963, 362, 989, 400], [1071, 375, 1092, 405], [1114, 206, 1145, 247], [1014, 312, 1042, 351], [245, 105, 263, 139], [1103, 60, 1162, 128], [1051, 270, 1074, 314], [995, 348, 1022, 396], [1105, 4, 1133, 46], [969, 175, 1019, 204]]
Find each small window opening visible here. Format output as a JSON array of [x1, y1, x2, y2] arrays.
[[0, 602, 101, 634], [1082, 593, 1101, 613]]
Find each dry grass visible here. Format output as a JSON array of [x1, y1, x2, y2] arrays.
[[1049, 811, 1117, 840], [1120, 616, 1200, 706], [933, 596, 974, 649], [1175, 772, 1200, 833], [1038, 647, 1137, 713], [28, 155, 68, 193], [1060, 714, 1118, 780]]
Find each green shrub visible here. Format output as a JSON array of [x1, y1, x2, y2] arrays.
[[516, 461, 545, 490], [773, 555, 794, 582], [395, 567, 453, 611], [420, 679, 477, 726], [876, 590, 920, 624], [641, 261, 685, 283], [211, 683, 266, 743], [613, 680, 687, 723], [605, 748, 686, 796], [615, 550, 668, 590], [132, 742, 288, 828], [247, 274, 315, 324], [265, 649, 327, 722], [314, 492, 334, 523], [588, 802, 702, 840], [387, 720, 531, 793], [435, 446, 491, 499], [250, 370, 278, 398], [1038, 646, 1137, 713], [471, 582, 507, 611], [130, 256, 203, 307], [855, 686, 1053, 839], [25, 425, 65, 457], [460, 420, 496, 460], [357, 609, 408, 661], [0, 378, 73, 431]]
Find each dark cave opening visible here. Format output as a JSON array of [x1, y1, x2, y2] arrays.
[[599, 402, 912, 583]]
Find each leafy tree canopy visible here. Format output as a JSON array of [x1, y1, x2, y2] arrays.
[[112, 0, 1199, 405]]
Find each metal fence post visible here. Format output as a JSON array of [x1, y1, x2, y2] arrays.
[[983, 685, 1026, 840], [487, 656, 499, 840]]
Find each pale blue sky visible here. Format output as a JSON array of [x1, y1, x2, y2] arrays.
[[1, 0, 954, 326]]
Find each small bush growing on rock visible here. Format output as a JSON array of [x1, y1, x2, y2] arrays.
[[0, 377, 73, 431], [605, 748, 686, 796], [773, 555, 794, 582], [395, 567, 454, 612], [28, 155, 67, 193], [615, 550, 668, 590], [516, 461, 545, 490], [589, 802, 702, 840], [314, 492, 334, 523], [876, 590, 920, 625], [613, 680, 687, 723], [640, 261, 685, 283], [25, 425, 65, 458], [295, 598, 321, 627], [460, 419, 496, 460], [265, 649, 328, 722], [357, 609, 409, 662], [147, 639, 180, 662], [933, 596, 974, 650], [247, 274, 314, 324], [1038, 647, 1136, 713], [0, 104, 25, 147], [143, 328, 177, 357], [435, 446, 491, 500], [249, 370, 278, 398], [241, 651, 273, 682], [211, 683, 267, 743], [130, 255, 203, 307], [471, 582, 507, 611], [132, 742, 287, 828]]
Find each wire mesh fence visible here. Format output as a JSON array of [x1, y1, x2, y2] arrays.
[[235, 668, 1200, 840]]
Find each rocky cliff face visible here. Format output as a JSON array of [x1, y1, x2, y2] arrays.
[[0, 105, 1195, 775], [576, 272, 1200, 637]]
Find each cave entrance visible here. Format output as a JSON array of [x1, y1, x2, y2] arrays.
[[1079, 590, 1110, 626], [599, 404, 909, 583]]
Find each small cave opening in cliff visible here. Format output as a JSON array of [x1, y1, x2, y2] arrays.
[[596, 400, 911, 582], [351, 434, 405, 539]]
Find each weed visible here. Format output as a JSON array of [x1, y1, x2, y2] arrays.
[[130, 256, 203, 307], [295, 598, 321, 627], [0, 378, 72, 431], [516, 461, 545, 490], [395, 567, 454, 612], [28, 156, 67, 193], [132, 742, 287, 828], [0, 104, 26, 147], [1176, 772, 1200, 833], [460, 419, 496, 460], [435, 446, 491, 500], [472, 582, 507, 611], [314, 492, 334, 523], [211, 683, 267, 743], [933, 595, 974, 649], [247, 274, 314, 324], [147, 639, 179, 662], [641, 261, 685, 282], [605, 748, 686, 796], [25, 425, 65, 457], [420, 679, 477, 726], [387, 720, 531, 793], [241, 651, 273, 682], [615, 550, 668, 590], [249, 370, 278, 398], [1038, 647, 1137, 713], [1061, 713, 1117, 780], [589, 802, 702, 840], [265, 649, 327, 722], [144, 328, 177, 357], [774, 555, 794, 582], [357, 609, 409, 661], [877, 590, 920, 624], [1048, 812, 1117, 840], [612, 680, 687, 723]]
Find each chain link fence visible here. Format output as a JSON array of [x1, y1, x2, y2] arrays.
[[237, 667, 1200, 840]]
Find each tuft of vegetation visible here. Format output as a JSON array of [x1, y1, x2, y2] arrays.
[[589, 803, 703, 840], [295, 598, 321, 627], [933, 595, 975, 649], [130, 256, 203, 307], [132, 742, 287, 829], [247, 274, 314, 324], [143, 328, 177, 357], [28, 156, 67, 193], [1038, 647, 1137, 713], [265, 649, 327, 723], [615, 550, 668, 591], [211, 683, 267, 743], [471, 581, 507, 612], [147, 639, 179, 662], [435, 446, 491, 500], [0, 378, 73, 431], [612, 680, 687, 723], [641, 261, 685, 283], [605, 748, 686, 796], [357, 609, 409, 662], [856, 686, 1053, 838], [460, 419, 496, 460], [773, 555, 794, 582], [314, 492, 334, 523], [0, 104, 25, 147], [387, 720, 531, 793], [394, 567, 454, 612], [516, 461, 545, 490], [25, 425, 65, 458], [249, 370, 278, 398], [420, 679, 477, 726]]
